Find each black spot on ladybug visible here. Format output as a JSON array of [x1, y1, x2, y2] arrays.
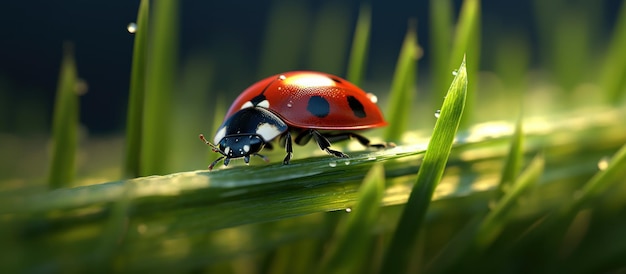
[[347, 96, 366, 118], [307, 96, 330, 118]]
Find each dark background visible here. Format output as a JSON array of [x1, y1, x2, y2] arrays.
[[0, 0, 619, 134]]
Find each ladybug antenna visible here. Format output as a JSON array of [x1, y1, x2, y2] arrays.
[[199, 134, 223, 154]]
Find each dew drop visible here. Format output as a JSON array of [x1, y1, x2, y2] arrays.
[[127, 22, 137, 33], [286, 101, 293, 108], [452, 70, 458, 76], [597, 156, 610, 170], [434, 109, 441, 118], [345, 208, 352, 213], [279, 75, 286, 80], [344, 160, 351, 165], [328, 161, 337, 167], [367, 156, 376, 161], [366, 93, 378, 104]]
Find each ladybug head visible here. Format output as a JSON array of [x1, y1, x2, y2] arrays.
[[201, 107, 288, 170], [199, 133, 265, 169], [214, 134, 265, 162]]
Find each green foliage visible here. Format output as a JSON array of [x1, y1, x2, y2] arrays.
[[140, 0, 179, 176], [346, 3, 372, 86], [48, 43, 79, 188], [495, 113, 525, 200], [318, 163, 385, 274], [6, 0, 626, 273], [383, 23, 419, 142], [602, 0, 626, 103], [380, 57, 467, 273], [429, 0, 453, 105], [124, 0, 149, 178]]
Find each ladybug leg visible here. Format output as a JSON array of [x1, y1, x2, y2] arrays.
[[283, 132, 294, 165], [255, 153, 270, 163], [294, 130, 313, 146], [208, 156, 225, 171], [311, 130, 349, 158]]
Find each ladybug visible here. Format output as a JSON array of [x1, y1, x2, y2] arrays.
[[200, 71, 390, 170]]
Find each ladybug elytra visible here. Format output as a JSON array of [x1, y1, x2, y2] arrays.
[[200, 71, 390, 170]]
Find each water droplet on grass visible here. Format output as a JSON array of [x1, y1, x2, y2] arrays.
[[344, 160, 350, 165], [328, 161, 337, 167], [345, 208, 352, 213], [452, 70, 458, 76], [434, 109, 441, 118], [127, 22, 137, 33], [597, 156, 610, 170]]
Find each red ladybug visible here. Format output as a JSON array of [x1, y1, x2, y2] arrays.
[[200, 71, 389, 170]]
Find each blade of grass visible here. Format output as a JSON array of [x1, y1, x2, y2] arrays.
[[494, 113, 524, 201], [426, 116, 528, 272], [318, 163, 385, 274], [476, 153, 544, 248], [256, 0, 310, 78], [124, 0, 150, 178], [171, 53, 215, 171], [447, 0, 480, 128], [516, 142, 626, 270], [383, 22, 419, 142], [140, 0, 178, 176], [429, 0, 453, 107], [532, 0, 598, 93], [345, 3, 372, 86], [306, 0, 351, 75], [602, 0, 626, 103], [379, 56, 467, 274], [567, 142, 626, 214], [5, 106, 626, 272], [48, 43, 79, 188], [427, 154, 543, 273]]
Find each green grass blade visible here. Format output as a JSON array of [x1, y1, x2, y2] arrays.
[[379, 56, 467, 274], [345, 3, 372, 86], [476, 153, 544, 248], [602, 0, 626, 103], [124, 0, 150, 178], [256, 0, 310, 77], [306, 1, 351, 75], [568, 142, 626, 213], [427, 154, 543, 273], [518, 143, 626, 267], [447, 0, 480, 127], [494, 113, 524, 201], [532, 0, 599, 94], [318, 163, 385, 274], [140, 0, 178, 176], [383, 23, 419, 142], [429, 0, 453, 106], [171, 53, 215, 172], [48, 43, 79, 188], [5, 106, 626, 272]]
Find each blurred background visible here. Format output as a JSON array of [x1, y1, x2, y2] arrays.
[[0, 0, 623, 183]]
